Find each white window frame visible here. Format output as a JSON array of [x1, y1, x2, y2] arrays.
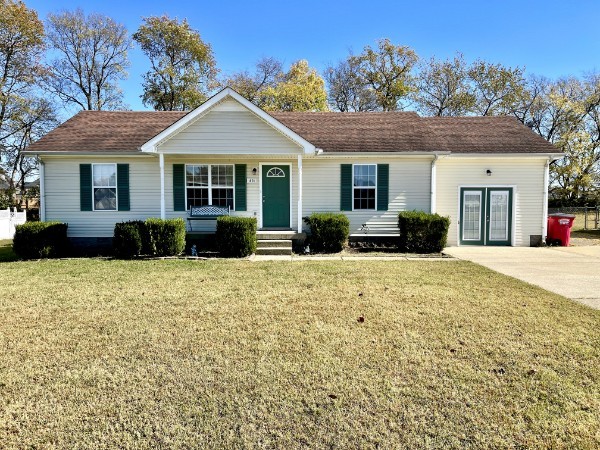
[[92, 163, 117, 212], [184, 164, 235, 210], [352, 163, 377, 211]]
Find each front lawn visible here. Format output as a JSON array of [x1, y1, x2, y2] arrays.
[[0, 259, 598, 448]]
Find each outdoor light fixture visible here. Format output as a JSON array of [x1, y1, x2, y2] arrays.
[[486, 169, 492, 176], [252, 167, 258, 175]]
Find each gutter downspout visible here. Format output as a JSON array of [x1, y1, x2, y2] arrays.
[[430, 154, 438, 214], [159, 153, 165, 220], [297, 154, 303, 232], [542, 157, 550, 243], [39, 159, 45, 222]]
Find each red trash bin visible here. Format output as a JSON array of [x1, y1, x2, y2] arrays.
[[547, 213, 576, 246]]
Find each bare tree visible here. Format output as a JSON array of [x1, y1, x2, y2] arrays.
[[467, 60, 527, 116], [45, 9, 132, 110], [412, 54, 475, 116], [324, 57, 377, 112], [3, 97, 57, 194], [224, 57, 282, 106]]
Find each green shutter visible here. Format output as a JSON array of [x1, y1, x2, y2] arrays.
[[173, 164, 185, 211], [80, 164, 92, 211], [117, 164, 130, 211], [377, 164, 389, 211], [340, 164, 352, 211], [235, 164, 247, 211]]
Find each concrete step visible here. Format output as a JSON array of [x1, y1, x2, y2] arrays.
[[257, 231, 306, 240], [255, 246, 292, 256], [257, 239, 292, 249]]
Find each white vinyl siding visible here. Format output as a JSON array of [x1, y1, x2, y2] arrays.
[[436, 157, 546, 246], [158, 99, 302, 155], [302, 157, 432, 233], [43, 157, 160, 237]]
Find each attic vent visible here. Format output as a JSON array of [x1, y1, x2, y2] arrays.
[[266, 167, 285, 177]]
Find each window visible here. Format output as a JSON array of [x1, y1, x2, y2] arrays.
[[186, 164, 234, 209], [266, 167, 285, 177], [353, 164, 376, 210], [93, 164, 117, 211]]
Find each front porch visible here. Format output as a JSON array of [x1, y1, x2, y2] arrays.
[[157, 154, 306, 234]]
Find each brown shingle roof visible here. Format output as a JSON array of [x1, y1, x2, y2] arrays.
[[26, 108, 558, 154], [421, 116, 557, 154], [271, 111, 448, 153], [26, 111, 187, 153]]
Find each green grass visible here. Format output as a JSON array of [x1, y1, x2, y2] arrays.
[[570, 212, 599, 232], [0, 259, 598, 448], [0, 239, 16, 262], [572, 229, 600, 240]]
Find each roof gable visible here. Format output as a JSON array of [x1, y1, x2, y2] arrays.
[[155, 97, 305, 155], [141, 88, 315, 154]]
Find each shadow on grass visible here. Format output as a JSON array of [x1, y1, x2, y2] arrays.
[[571, 229, 600, 240], [0, 239, 17, 262]]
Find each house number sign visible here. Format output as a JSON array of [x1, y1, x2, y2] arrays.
[[247, 178, 257, 184]]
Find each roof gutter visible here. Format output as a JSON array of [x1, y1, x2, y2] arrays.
[[541, 154, 563, 243], [23, 151, 153, 157], [542, 157, 550, 243], [314, 151, 452, 158], [446, 152, 565, 158]]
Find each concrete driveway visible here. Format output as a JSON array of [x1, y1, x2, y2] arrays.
[[444, 246, 600, 310]]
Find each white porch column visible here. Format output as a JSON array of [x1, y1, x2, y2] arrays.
[[39, 159, 45, 222], [297, 154, 303, 232], [159, 153, 165, 219], [430, 155, 438, 214]]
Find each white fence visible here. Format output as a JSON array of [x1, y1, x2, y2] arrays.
[[0, 208, 26, 239]]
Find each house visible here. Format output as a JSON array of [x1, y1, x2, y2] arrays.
[[25, 87, 562, 250]]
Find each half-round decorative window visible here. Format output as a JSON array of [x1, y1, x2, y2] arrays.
[[266, 167, 285, 177]]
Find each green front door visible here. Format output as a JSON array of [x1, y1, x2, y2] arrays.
[[459, 187, 513, 246], [262, 165, 290, 228]]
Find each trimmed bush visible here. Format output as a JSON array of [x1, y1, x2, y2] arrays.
[[303, 212, 350, 253], [398, 211, 450, 253], [113, 221, 144, 259], [216, 216, 257, 257], [12, 221, 68, 259], [145, 218, 186, 257]]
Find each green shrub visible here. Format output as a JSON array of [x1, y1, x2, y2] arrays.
[[303, 212, 350, 253], [398, 211, 450, 253], [113, 221, 145, 259], [144, 218, 186, 257], [12, 221, 68, 259], [216, 216, 257, 257]]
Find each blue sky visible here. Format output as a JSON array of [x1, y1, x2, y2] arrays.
[[27, 0, 600, 111]]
